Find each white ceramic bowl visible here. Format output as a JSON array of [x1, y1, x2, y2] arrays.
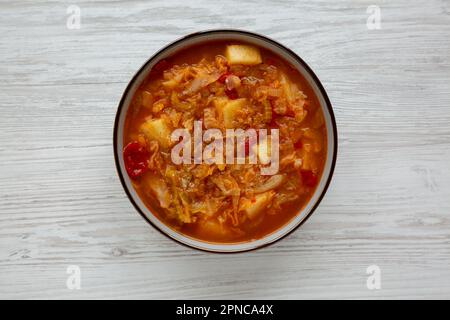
[[114, 30, 337, 253]]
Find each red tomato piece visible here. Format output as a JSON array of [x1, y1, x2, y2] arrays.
[[294, 139, 303, 149], [300, 170, 318, 187], [123, 141, 150, 179], [225, 88, 238, 100], [267, 100, 280, 128], [218, 72, 231, 84]]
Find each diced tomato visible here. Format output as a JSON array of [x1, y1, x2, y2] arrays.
[[225, 88, 238, 100], [294, 139, 303, 149], [286, 109, 296, 117], [300, 170, 318, 187], [123, 141, 150, 179], [218, 72, 231, 84]]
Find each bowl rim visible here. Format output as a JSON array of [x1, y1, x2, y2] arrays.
[[113, 29, 338, 253]]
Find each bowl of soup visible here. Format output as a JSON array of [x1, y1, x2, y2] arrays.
[[114, 30, 337, 252]]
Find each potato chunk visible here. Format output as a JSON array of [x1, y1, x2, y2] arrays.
[[299, 145, 319, 171], [241, 191, 275, 220], [222, 98, 247, 128], [196, 219, 230, 239], [213, 97, 230, 115], [140, 118, 172, 149], [226, 45, 262, 65]]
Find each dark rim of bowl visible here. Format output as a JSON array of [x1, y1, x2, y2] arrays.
[[113, 29, 338, 254]]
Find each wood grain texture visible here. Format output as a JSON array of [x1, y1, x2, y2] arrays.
[[1, 0, 450, 299]]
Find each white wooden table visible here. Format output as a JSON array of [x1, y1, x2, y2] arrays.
[[1, 0, 449, 299]]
